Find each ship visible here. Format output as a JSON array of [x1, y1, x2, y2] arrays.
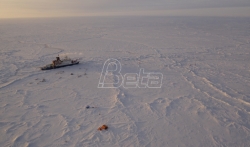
[[41, 56, 79, 70]]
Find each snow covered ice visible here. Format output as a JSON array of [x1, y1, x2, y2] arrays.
[[0, 16, 250, 147]]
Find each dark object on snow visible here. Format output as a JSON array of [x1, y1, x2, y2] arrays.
[[86, 105, 95, 109], [98, 125, 108, 131], [40, 56, 79, 70]]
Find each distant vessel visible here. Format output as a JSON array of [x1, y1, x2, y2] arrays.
[[41, 56, 79, 70]]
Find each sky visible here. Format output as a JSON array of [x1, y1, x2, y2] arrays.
[[0, 0, 250, 18]]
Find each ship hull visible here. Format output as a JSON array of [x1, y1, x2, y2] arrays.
[[41, 62, 79, 70]]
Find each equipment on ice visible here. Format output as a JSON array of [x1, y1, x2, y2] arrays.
[[40, 56, 79, 70]]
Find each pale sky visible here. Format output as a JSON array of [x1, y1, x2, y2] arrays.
[[0, 0, 250, 18]]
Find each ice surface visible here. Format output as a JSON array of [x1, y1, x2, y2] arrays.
[[0, 16, 250, 147]]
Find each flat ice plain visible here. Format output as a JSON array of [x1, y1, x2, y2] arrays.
[[0, 16, 250, 147]]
